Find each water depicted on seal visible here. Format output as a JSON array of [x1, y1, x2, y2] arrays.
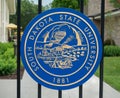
[[21, 8, 102, 90]]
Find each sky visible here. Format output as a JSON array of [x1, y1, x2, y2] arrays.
[[33, 0, 53, 6]]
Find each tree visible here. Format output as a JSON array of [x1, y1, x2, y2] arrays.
[[21, 0, 38, 29], [51, 0, 88, 10], [52, 0, 79, 10], [10, 0, 38, 30]]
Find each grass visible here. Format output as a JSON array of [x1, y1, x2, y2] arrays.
[[95, 57, 120, 92]]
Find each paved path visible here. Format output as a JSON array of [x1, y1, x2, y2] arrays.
[[0, 71, 120, 98]]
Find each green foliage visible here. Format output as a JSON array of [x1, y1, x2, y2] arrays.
[[0, 43, 17, 76], [2, 48, 15, 59], [21, 0, 38, 29], [52, 0, 79, 10], [0, 42, 13, 55], [110, 0, 120, 8], [104, 45, 120, 56], [10, 0, 38, 29], [52, 0, 88, 10], [0, 58, 16, 75]]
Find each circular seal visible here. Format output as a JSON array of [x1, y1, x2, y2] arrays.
[[21, 8, 102, 90]]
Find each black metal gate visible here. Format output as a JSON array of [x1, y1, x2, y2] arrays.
[[17, 0, 105, 98]]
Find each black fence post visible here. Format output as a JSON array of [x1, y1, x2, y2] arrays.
[[78, 0, 84, 98], [17, 0, 21, 98], [38, 0, 42, 98], [80, 0, 84, 13], [59, 90, 62, 98], [99, 0, 105, 98], [38, 0, 42, 13]]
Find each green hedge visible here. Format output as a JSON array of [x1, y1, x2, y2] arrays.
[[0, 42, 17, 76], [0, 42, 13, 55], [0, 58, 16, 75], [104, 45, 120, 57]]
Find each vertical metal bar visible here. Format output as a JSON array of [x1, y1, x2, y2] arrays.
[[17, 0, 21, 98], [78, 0, 84, 98], [38, 0, 42, 98], [78, 0, 84, 12], [99, 0, 105, 98], [58, 90, 62, 98], [80, 0, 84, 13], [79, 86, 82, 98], [38, 85, 41, 98], [38, 0, 42, 13]]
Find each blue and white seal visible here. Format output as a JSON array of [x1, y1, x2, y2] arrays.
[[21, 8, 102, 90]]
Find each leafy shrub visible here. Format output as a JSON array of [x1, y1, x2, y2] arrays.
[[0, 42, 13, 55], [104, 45, 120, 56], [104, 38, 116, 46], [2, 48, 14, 59], [0, 43, 7, 55], [0, 42, 17, 76], [0, 58, 16, 75]]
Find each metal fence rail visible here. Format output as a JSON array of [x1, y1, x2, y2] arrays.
[[38, 0, 42, 98], [17, 0, 105, 98], [17, 0, 21, 98], [100, 0, 105, 98], [78, 0, 84, 98]]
